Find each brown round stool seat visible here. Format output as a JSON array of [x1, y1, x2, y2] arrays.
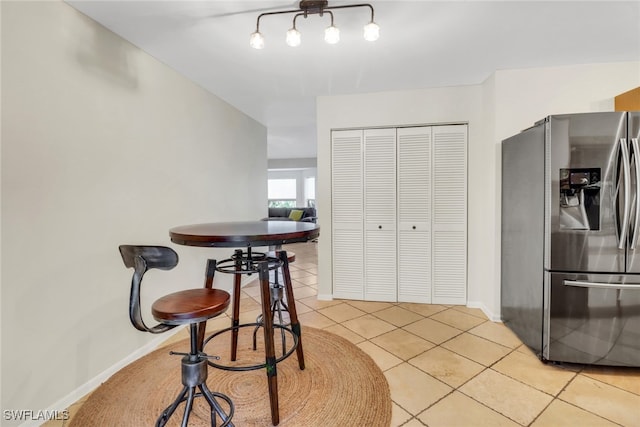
[[285, 252, 295, 263], [152, 288, 230, 326]]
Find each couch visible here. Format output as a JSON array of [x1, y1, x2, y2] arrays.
[[262, 207, 317, 223]]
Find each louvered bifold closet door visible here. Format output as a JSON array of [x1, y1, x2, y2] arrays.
[[364, 128, 397, 302], [432, 125, 467, 304], [397, 127, 432, 303], [332, 130, 364, 299]]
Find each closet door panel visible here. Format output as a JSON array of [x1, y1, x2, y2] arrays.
[[432, 125, 467, 304], [333, 230, 365, 299], [363, 128, 397, 301], [332, 130, 364, 299], [398, 229, 431, 302], [365, 229, 397, 302], [364, 128, 397, 228], [398, 128, 431, 227], [433, 228, 466, 303], [397, 127, 432, 302]]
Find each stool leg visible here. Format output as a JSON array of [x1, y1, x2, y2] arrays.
[[156, 386, 188, 427], [258, 261, 279, 426], [230, 249, 243, 361], [274, 299, 287, 355], [270, 268, 288, 355], [278, 250, 305, 370], [275, 299, 290, 355], [181, 388, 196, 427], [200, 383, 235, 427]]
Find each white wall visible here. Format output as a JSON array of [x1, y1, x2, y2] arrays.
[[1, 1, 267, 423], [317, 61, 640, 320]]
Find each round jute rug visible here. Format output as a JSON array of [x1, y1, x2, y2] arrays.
[[70, 326, 391, 426]]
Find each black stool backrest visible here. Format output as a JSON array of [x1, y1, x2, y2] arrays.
[[119, 245, 178, 334]]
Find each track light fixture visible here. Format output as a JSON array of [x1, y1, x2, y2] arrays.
[[250, 0, 379, 49]]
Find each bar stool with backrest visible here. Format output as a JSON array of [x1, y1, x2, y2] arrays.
[[119, 245, 235, 427]]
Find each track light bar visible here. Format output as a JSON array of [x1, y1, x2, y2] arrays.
[[250, 1, 379, 49]]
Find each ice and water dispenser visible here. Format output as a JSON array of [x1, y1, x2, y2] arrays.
[[559, 168, 601, 230]]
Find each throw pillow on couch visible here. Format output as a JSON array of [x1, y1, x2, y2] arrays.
[[288, 209, 304, 221]]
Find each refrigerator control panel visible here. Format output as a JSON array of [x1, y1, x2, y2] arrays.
[[559, 168, 600, 230]]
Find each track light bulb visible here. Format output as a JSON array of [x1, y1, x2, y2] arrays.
[[324, 25, 340, 44], [363, 21, 379, 41], [249, 31, 265, 49], [286, 28, 301, 47]]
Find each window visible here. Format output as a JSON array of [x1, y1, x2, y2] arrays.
[[305, 177, 316, 207], [268, 179, 296, 208]]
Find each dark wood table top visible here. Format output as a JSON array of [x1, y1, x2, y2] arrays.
[[169, 220, 320, 248]]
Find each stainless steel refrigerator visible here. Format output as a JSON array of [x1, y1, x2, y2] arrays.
[[501, 111, 640, 366]]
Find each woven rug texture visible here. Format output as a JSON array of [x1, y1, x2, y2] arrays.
[[70, 326, 392, 426]]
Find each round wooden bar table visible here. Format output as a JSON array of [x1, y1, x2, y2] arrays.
[[169, 220, 319, 248], [169, 221, 319, 426]]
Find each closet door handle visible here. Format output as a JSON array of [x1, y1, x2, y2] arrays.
[[378, 225, 382, 229]]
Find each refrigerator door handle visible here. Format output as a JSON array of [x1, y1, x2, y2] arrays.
[[631, 138, 640, 249], [618, 138, 630, 249], [618, 138, 631, 249], [564, 279, 640, 290]]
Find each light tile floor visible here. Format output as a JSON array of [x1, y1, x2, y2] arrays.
[[49, 241, 640, 426]]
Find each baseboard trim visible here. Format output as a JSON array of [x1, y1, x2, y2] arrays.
[[316, 293, 333, 301], [466, 300, 501, 322], [21, 328, 183, 427]]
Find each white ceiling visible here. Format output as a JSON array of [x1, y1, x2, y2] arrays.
[[66, 1, 640, 159]]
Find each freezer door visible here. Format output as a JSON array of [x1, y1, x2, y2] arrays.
[[548, 112, 627, 272], [543, 272, 640, 366], [625, 112, 640, 272]]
